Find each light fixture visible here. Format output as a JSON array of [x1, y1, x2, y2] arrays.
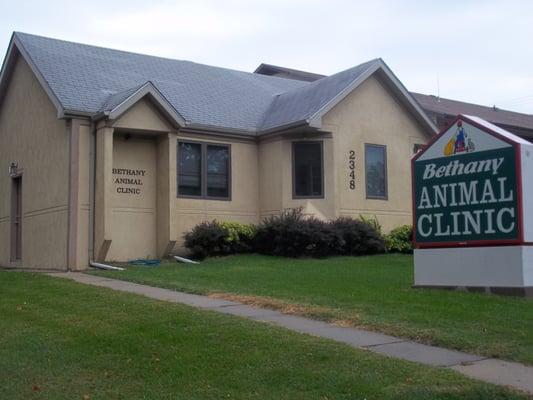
[[8, 162, 18, 176]]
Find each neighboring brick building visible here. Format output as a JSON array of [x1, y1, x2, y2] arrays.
[[410, 93, 533, 141]]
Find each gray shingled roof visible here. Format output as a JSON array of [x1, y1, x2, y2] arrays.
[[261, 60, 379, 131], [10, 33, 429, 136]]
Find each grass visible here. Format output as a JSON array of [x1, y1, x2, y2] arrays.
[[0, 271, 530, 399], [93, 254, 533, 365]]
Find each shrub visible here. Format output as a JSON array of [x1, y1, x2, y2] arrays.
[[254, 208, 341, 257], [385, 225, 413, 254], [358, 214, 382, 236], [332, 217, 386, 256], [184, 220, 256, 259], [290, 217, 344, 258], [185, 211, 387, 259], [184, 220, 229, 259], [255, 209, 383, 258], [254, 208, 304, 257], [219, 221, 256, 253]]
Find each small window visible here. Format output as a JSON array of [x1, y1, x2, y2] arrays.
[[365, 144, 387, 199], [292, 141, 323, 198], [178, 141, 231, 199]]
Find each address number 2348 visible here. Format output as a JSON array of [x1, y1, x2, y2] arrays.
[[348, 150, 356, 190]]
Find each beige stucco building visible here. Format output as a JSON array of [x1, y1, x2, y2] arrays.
[[0, 33, 436, 271]]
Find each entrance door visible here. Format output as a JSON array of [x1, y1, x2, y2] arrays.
[[11, 176, 22, 261]]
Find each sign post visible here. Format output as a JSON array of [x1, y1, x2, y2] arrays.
[[412, 115, 533, 296]]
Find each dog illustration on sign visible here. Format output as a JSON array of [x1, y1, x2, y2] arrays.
[[444, 120, 475, 156]]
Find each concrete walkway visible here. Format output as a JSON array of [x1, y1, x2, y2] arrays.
[[48, 272, 533, 395]]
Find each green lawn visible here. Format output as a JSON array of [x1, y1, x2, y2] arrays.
[[94, 254, 533, 365], [2, 273, 528, 399]]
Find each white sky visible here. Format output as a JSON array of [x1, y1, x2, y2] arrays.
[[1, 0, 532, 114]]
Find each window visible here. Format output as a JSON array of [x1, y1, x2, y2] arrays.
[[178, 141, 230, 199], [365, 144, 387, 199], [178, 142, 202, 196], [206, 145, 230, 198], [292, 141, 323, 198]]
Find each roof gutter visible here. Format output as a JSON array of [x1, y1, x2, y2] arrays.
[[257, 120, 313, 137]]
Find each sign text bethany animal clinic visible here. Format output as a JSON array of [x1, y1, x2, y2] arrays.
[[413, 119, 520, 245]]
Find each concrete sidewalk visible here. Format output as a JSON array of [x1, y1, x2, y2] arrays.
[[48, 272, 533, 395]]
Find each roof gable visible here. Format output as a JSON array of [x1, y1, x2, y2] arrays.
[[261, 59, 437, 135], [96, 81, 186, 128]]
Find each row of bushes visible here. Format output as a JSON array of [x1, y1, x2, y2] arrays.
[[184, 208, 413, 259]]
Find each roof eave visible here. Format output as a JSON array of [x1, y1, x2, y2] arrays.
[[258, 119, 311, 136]]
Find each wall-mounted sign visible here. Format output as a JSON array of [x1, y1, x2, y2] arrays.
[[112, 168, 146, 195], [412, 116, 523, 247]]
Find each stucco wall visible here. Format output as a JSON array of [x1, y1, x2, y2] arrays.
[[0, 55, 69, 269], [258, 134, 336, 220], [107, 134, 158, 261], [322, 75, 430, 232], [174, 134, 260, 252], [113, 98, 173, 133], [258, 138, 283, 217]]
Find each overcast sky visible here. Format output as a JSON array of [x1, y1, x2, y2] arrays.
[[1, 0, 532, 113]]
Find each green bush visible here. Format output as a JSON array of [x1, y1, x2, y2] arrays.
[[219, 221, 256, 252], [184, 221, 228, 259], [358, 214, 382, 236], [332, 217, 386, 256], [385, 225, 413, 254], [184, 220, 256, 259], [185, 211, 388, 259], [254, 209, 383, 258]]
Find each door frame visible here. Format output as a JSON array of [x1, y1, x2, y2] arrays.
[[10, 173, 23, 263]]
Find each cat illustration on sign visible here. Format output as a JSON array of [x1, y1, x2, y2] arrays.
[[444, 120, 475, 156]]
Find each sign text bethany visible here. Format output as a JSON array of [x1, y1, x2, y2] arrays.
[[112, 168, 145, 195], [413, 119, 520, 245]]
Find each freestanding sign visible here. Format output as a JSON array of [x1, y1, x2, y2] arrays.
[[412, 115, 533, 296]]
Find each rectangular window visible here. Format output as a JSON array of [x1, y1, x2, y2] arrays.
[[365, 144, 387, 199], [178, 142, 202, 196], [206, 145, 230, 198], [292, 141, 323, 198], [178, 141, 231, 199]]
